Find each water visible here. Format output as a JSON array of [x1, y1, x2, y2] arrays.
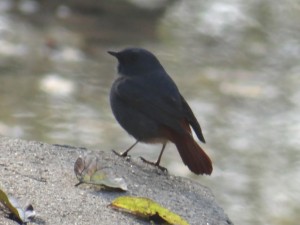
[[0, 1, 299, 224]]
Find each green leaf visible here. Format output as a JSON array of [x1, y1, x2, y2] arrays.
[[74, 154, 127, 191], [110, 196, 190, 225]]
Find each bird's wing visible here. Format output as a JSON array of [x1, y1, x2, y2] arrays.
[[113, 75, 187, 135], [180, 95, 206, 143]]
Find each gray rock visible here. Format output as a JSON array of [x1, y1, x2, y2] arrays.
[[0, 137, 233, 225]]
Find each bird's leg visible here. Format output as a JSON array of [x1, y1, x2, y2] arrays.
[[140, 143, 168, 172], [112, 140, 139, 157]]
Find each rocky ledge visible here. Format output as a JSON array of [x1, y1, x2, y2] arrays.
[[0, 137, 232, 225]]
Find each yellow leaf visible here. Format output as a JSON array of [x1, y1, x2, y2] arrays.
[[110, 196, 189, 225], [0, 187, 35, 223]]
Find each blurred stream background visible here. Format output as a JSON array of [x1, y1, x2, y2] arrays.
[[0, 0, 299, 224]]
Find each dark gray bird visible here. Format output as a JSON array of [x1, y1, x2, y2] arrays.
[[108, 47, 212, 175]]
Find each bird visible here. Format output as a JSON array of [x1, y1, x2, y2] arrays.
[[108, 47, 213, 175]]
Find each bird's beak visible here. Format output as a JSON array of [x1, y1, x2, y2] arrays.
[[107, 51, 118, 57]]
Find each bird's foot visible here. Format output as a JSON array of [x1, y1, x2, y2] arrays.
[[140, 157, 168, 173], [112, 149, 130, 158]]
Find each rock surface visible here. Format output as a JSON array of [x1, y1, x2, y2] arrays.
[[0, 137, 233, 225]]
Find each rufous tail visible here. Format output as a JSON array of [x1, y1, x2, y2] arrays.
[[174, 134, 213, 175]]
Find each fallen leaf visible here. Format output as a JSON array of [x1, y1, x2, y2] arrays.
[[74, 154, 127, 191], [0, 187, 35, 223], [110, 196, 189, 225]]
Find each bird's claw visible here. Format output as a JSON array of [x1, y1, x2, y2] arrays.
[[112, 149, 130, 158], [140, 157, 168, 173]]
